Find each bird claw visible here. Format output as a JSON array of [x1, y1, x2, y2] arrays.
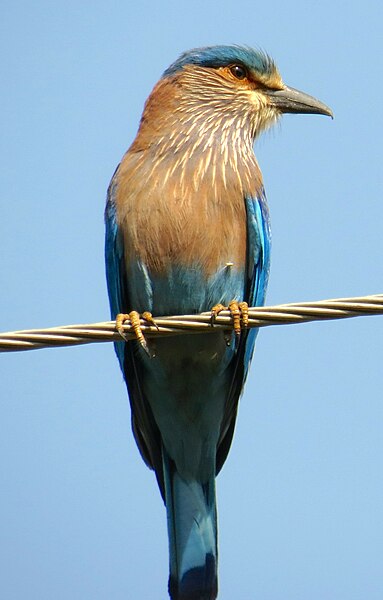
[[210, 304, 226, 326], [142, 311, 159, 331], [237, 301, 249, 328], [211, 301, 249, 346], [115, 311, 157, 356]]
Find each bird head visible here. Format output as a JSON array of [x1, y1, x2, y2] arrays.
[[134, 45, 331, 146], [160, 45, 332, 139]]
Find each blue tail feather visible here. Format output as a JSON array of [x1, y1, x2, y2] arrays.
[[163, 452, 218, 600]]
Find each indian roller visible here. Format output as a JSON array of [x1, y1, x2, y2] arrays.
[[105, 45, 332, 599]]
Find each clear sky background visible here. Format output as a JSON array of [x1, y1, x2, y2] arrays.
[[1, 2, 382, 599]]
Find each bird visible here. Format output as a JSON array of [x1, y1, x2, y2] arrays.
[[105, 45, 332, 600]]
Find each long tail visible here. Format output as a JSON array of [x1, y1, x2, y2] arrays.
[[163, 453, 218, 600]]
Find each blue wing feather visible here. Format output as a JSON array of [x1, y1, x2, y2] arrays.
[[215, 191, 270, 471], [105, 178, 126, 367], [243, 191, 271, 371], [105, 179, 165, 483]]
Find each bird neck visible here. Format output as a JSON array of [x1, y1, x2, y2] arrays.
[[129, 77, 263, 199]]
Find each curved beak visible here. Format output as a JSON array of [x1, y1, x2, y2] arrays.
[[266, 85, 333, 118]]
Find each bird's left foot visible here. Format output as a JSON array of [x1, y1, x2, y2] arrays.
[[115, 311, 158, 355], [211, 301, 249, 344]]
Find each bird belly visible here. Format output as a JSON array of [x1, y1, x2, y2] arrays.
[[116, 160, 248, 316], [126, 259, 246, 316]]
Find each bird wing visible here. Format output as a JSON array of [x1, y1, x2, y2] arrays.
[[105, 180, 165, 491], [216, 192, 271, 473]]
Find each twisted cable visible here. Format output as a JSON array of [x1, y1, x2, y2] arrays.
[[0, 294, 382, 353]]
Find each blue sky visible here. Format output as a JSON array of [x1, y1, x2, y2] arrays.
[[1, 1, 382, 599]]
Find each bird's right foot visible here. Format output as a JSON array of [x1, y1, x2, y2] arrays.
[[115, 311, 158, 355]]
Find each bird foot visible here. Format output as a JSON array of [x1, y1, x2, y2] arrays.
[[211, 301, 249, 346], [115, 311, 158, 356]]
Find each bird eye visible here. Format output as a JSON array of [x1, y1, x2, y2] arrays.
[[230, 64, 248, 80]]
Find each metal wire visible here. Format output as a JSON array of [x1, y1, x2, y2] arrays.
[[0, 293, 382, 353]]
